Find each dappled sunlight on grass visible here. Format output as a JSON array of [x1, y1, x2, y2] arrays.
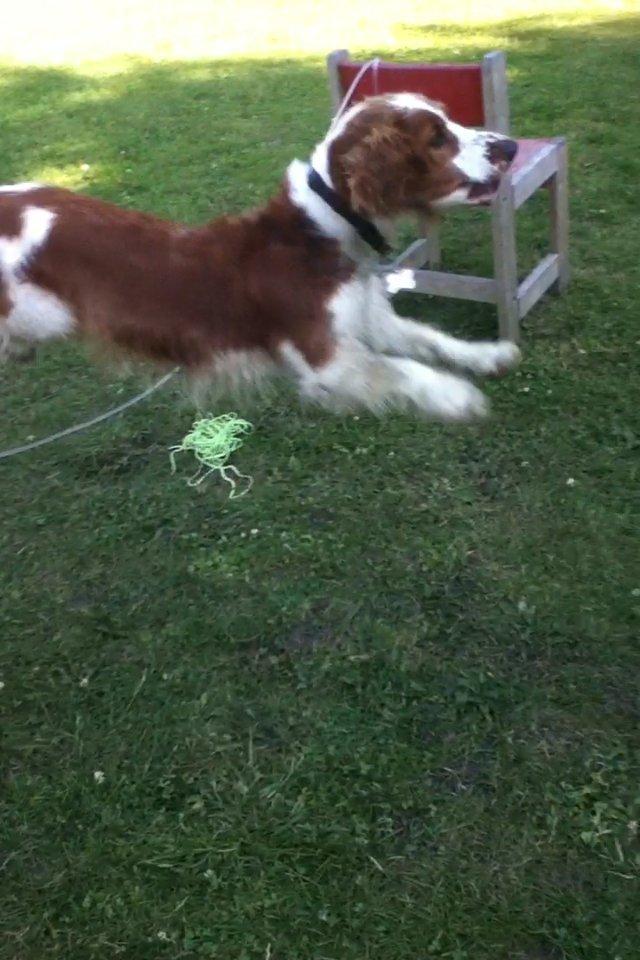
[[0, 0, 636, 64]]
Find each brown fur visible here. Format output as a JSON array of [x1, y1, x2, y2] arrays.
[[0, 186, 354, 370]]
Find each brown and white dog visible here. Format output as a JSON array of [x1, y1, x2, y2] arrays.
[[0, 93, 520, 420]]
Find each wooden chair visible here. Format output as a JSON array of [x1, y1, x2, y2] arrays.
[[327, 50, 569, 342]]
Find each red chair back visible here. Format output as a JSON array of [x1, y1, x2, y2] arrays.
[[336, 60, 485, 128]]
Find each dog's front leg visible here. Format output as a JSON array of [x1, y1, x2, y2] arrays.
[[281, 337, 489, 421], [366, 276, 521, 377]]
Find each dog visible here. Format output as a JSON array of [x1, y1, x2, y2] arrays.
[[0, 93, 520, 420]]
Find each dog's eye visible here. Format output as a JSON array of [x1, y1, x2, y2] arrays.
[[431, 129, 448, 149]]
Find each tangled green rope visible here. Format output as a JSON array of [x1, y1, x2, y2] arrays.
[[169, 413, 253, 497]]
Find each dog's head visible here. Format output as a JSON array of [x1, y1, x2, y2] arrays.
[[319, 93, 517, 218]]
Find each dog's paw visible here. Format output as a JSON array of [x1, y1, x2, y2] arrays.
[[424, 374, 489, 422], [470, 341, 521, 378]]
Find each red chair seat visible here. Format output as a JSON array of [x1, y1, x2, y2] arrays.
[[511, 138, 556, 176]]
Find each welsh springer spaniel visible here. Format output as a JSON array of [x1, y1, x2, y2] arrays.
[[0, 93, 520, 420]]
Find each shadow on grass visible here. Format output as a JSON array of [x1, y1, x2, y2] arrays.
[[0, 57, 330, 220]]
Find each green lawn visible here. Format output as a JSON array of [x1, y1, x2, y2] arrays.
[[1, 3, 639, 958]]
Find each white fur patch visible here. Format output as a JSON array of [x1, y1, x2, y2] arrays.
[[385, 269, 416, 294], [280, 272, 513, 418], [448, 121, 496, 183], [282, 335, 488, 420], [0, 182, 43, 193], [312, 101, 366, 184], [324, 103, 367, 150], [0, 205, 75, 350], [0, 206, 55, 271], [335, 273, 521, 375], [389, 93, 431, 113], [280, 336, 397, 412], [4, 282, 75, 342], [328, 274, 370, 339]]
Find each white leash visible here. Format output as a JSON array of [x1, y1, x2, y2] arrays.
[[330, 58, 380, 128], [0, 366, 180, 461]]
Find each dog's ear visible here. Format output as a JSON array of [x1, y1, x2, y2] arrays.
[[340, 119, 412, 217]]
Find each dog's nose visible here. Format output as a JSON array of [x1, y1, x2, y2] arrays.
[[490, 138, 518, 165]]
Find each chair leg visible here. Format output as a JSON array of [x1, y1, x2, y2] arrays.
[[418, 215, 441, 269], [491, 181, 520, 342], [549, 139, 570, 294], [425, 221, 441, 269]]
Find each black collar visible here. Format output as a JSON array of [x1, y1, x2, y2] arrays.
[[307, 167, 391, 257]]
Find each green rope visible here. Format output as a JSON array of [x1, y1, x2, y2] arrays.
[[169, 413, 253, 497]]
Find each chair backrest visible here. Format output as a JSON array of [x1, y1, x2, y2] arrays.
[[327, 50, 510, 134]]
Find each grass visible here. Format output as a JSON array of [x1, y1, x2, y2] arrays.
[[1, 2, 640, 958]]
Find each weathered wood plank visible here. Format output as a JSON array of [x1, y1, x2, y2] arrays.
[[517, 254, 559, 319]]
